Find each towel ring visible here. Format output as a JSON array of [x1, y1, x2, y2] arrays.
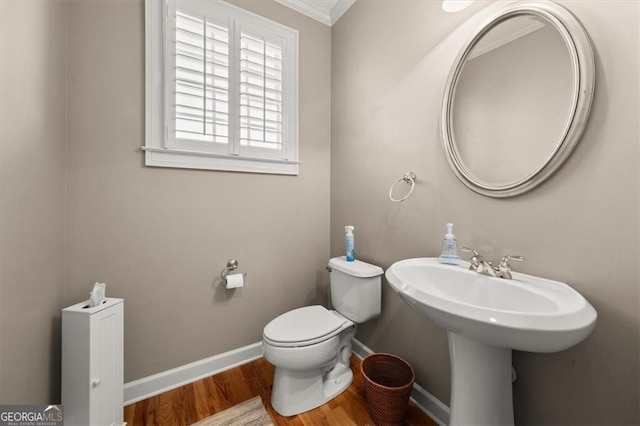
[[389, 172, 416, 202]]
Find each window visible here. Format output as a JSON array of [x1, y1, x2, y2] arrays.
[[144, 0, 299, 175]]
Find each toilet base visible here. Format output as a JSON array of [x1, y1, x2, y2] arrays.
[[265, 313, 357, 417], [271, 365, 353, 417]]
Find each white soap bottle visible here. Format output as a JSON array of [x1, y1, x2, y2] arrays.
[[345, 226, 355, 262], [438, 223, 461, 265]]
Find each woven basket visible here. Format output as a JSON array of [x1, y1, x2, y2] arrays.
[[361, 353, 415, 426]]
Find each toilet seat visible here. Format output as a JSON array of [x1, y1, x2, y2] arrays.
[[263, 305, 352, 348]]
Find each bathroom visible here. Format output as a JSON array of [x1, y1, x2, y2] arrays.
[[0, 0, 638, 424]]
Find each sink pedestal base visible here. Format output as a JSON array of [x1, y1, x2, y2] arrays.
[[448, 332, 514, 425]]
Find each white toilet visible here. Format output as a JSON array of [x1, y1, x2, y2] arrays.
[[262, 257, 383, 416]]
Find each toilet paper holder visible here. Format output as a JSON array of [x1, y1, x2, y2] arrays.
[[220, 259, 247, 284]]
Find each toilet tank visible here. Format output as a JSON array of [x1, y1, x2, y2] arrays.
[[328, 257, 383, 323]]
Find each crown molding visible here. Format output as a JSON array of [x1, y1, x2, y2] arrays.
[[329, 0, 355, 25], [275, 0, 356, 26]]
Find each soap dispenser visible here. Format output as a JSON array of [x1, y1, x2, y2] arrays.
[[439, 223, 461, 265], [345, 226, 355, 262]]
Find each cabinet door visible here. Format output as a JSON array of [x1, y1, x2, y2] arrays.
[[89, 304, 124, 426]]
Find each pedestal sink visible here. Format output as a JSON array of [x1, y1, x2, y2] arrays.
[[385, 258, 597, 425]]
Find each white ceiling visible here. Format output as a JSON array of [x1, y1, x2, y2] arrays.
[[274, 0, 356, 26]]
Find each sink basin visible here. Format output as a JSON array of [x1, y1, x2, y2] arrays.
[[385, 258, 597, 425], [385, 257, 597, 353]]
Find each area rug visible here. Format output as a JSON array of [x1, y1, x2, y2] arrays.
[[191, 396, 274, 426]]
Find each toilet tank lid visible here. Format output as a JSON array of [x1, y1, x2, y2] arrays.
[[329, 257, 383, 278]]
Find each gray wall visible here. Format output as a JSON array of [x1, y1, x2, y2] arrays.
[[0, 0, 67, 403], [1, 0, 638, 422], [0, 0, 330, 402], [66, 0, 331, 382], [331, 0, 639, 424]]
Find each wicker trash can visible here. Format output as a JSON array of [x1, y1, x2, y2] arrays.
[[361, 353, 415, 426]]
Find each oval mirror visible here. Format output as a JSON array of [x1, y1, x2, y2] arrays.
[[441, 2, 595, 198]]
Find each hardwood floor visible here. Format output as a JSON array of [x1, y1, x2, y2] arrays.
[[124, 356, 438, 425]]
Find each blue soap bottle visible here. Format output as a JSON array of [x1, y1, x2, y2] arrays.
[[345, 226, 355, 262]]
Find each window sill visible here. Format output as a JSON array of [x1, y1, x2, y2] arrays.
[[141, 147, 300, 175]]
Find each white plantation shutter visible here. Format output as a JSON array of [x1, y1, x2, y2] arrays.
[[175, 11, 230, 145], [144, 0, 299, 174], [239, 32, 284, 151]]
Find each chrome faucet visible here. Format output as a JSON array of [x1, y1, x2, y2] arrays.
[[461, 247, 496, 277], [494, 255, 524, 279], [461, 247, 524, 280]]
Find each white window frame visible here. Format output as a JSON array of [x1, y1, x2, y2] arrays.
[[144, 0, 299, 175]]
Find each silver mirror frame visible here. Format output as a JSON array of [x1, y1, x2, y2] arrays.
[[441, 1, 595, 198]]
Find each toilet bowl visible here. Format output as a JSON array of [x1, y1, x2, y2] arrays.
[[262, 257, 383, 417], [263, 305, 356, 416]]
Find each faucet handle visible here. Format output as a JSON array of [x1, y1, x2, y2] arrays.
[[499, 255, 524, 266], [461, 247, 480, 257], [461, 247, 482, 268], [496, 255, 523, 279]]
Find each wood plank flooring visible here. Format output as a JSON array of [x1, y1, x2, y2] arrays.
[[124, 356, 438, 425]]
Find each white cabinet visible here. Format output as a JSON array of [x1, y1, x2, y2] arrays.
[[62, 298, 124, 426]]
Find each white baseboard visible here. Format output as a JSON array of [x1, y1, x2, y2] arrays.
[[123, 342, 263, 406], [351, 339, 450, 426], [124, 338, 450, 426]]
